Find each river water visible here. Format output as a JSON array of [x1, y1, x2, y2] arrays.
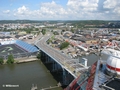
[[0, 54, 109, 90], [0, 61, 63, 90], [79, 53, 109, 66]]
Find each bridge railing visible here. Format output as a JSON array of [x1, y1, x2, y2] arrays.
[[35, 34, 89, 78]]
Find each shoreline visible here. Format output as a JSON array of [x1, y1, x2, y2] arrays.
[[2, 56, 39, 65]]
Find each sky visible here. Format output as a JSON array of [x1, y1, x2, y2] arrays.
[[0, 0, 120, 20]]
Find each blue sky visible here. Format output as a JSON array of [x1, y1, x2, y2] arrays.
[[0, 0, 120, 20]]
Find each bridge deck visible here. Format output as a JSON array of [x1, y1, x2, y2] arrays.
[[35, 33, 88, 78]]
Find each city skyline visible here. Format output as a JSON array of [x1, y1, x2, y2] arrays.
[[0, 0, 120, 20]]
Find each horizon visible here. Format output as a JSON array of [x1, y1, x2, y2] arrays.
[[0, 19, 120, 21], [0, 0, 120, 20]]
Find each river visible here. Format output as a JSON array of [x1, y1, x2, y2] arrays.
[[0, 61, 63, 90], [0, 54, 109, 90], [79, 53, 109, 66]]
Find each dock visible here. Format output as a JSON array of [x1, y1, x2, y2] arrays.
[[15, 56, 39, 63], [41, 83, 61, 90]]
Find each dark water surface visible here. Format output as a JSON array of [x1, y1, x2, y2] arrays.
[[0, 61, 63, 90], [79, 54, 108, 66]]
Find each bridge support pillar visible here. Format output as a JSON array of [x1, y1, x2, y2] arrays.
[[41, 51, 46, 62], [62, 68, 68, 85], [40, 50, 75, 87], [62, 68, 74, 86], [52, 61, 57, 72]]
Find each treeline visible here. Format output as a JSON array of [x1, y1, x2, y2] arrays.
[[0, 20, 120, 28], [69, 20, 120, 28], [0, 54, 14, 65], [0, 20, 44, 24], [0, 20, 64, 24]]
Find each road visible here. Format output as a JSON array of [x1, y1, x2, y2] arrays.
[[35, 33, 88, 78]]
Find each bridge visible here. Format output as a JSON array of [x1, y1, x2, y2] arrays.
[[35, 33, 89, 86]]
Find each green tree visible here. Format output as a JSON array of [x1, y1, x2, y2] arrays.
[[41, 29, 46, 35], [47, 39, 52, 44], [37, 53, 41, 59], [35, 28, 39, 31], [0, 57, 4, 65], [7, 54, 14, 64], [53, 31, 58, 35], [71, 28, 74, 33], [26, 29, 31, 34], [26, 28, 32, 34], [60, 42, 69, 50]]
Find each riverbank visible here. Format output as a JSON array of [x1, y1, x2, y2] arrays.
[[16, 56, 39, 64], [3, 56, 39, 64]]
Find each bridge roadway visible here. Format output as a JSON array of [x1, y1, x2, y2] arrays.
[[35, 33, 88, 78]]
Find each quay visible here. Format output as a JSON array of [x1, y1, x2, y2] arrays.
[[15, 56, 39, 63]]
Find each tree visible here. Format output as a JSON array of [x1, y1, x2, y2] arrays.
[[37, 53, 41, 59], [7, 54, 14, 64], [60, 42, 69, 50], [53, 31, 59, 35], [41, 29, 46, 35], [35, 28, 39, 31], [0, 57, 4, 65], [26, 28, 32, 34], [71, 28, 74, 33], [47, 39, 52, 44]]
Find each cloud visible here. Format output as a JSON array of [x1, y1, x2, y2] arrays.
[[3, 10, 10, 14], [113, 7, 120, 15], [14, 6, 29, 15], [67, 0, 99, 12], [103, 0, 118, 9], [14, 6, 33, 19], [39, 1, 67, 19], [11, 0, 120, 20], [14, 1, 68, 20], [103, 0, 120, 18]]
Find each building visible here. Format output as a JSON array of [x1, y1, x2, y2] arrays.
[[71, 35, 98, 44]]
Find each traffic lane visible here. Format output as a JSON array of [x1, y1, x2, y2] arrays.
[[38, 41, 68, 63], [41, 40, 70, 59]]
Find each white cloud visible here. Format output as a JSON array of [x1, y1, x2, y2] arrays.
[[15, 6, 30, 15], [103, 0, 120, 19], [14, 1, 68, 20], [67, 0, 99, 12], [3, 10, 10, 14], [105, 11, 109, 14], [113, 7, 120, 15], [103, 0, 118, 9], [18, 6, 27, 14], [14, 6, 33, 19], [39, 1, 67, 19], [10, 0, 120, 20]]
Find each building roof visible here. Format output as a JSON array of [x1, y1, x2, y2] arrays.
[[71, 35, 87, 42], [15, 35, 22, 38], [0, 36, 12, 39]]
